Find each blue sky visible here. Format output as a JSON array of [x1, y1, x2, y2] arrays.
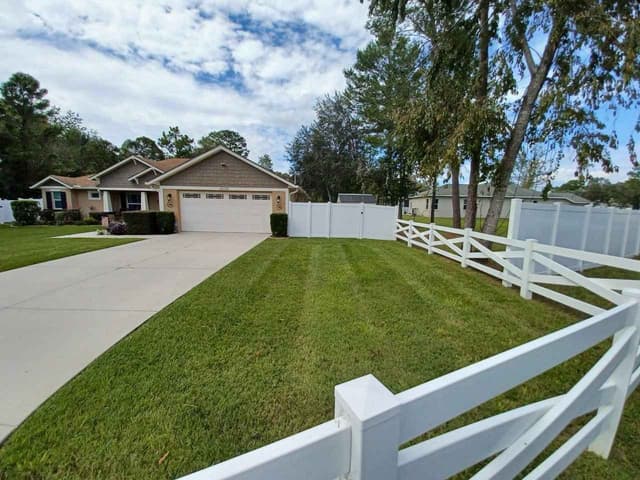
[[0, 1, 637, 185], [0, 0, 372, 173]]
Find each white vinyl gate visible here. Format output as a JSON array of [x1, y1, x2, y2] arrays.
[[179, 191, 272, 233]]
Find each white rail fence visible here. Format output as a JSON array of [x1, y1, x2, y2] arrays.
[[178, 221, 640, 480], [508, 199, 640, 272], [287, 202, 396, 240], [398, 219, 640, 316]]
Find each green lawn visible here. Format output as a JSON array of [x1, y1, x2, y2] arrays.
[[0, 224, 140, 272], [403, 215, 510, 237], [0, 238, 637, 479]]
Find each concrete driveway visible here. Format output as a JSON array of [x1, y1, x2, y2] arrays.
[[0, 232, 268, 442]]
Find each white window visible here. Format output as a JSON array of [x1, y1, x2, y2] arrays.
[[88, 190, 101, 200], [182, 193, 201, 199], [434, 198, 439, 210], [229, 194, 247, 200], [425, 198, 429, 209], [52, 191, 65, 210], [463, 198, 467, 210], [206, 193, 224, 199], [252, 194, 270, 201], [126, 193, 142, 210]]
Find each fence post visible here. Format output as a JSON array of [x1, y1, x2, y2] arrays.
[[308, 201, 312, 238], [604, 206, 615, 255], [327, 202, 332, 238], [579, 204, 593, 271], [519, 239, 536, 300], [407, 220, 413, 247], [335, 375, 400, 480], [589, 288, 640, 458], [359, 203, 365, 240], [428, 223, 435, 254], [503, 199, 522, 287], [621, 208, 632, 257], [461, 228, 471, 268], [546, 202, 562, 273]]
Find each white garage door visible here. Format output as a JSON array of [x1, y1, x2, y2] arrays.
[[180, 191, 272, 233]]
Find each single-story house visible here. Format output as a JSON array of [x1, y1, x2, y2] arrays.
[[337, 193, 377, 204], [30, 146, 298, 233], [408, 183, 590, 218]]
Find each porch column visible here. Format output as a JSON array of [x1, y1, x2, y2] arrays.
[[141, 191, 148, 211], [102, 191, 112, 212]]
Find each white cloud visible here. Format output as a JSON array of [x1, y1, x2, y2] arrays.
[[0, 0, 372, 172]]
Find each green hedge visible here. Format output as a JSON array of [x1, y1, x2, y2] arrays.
[[54, 209, 82, 225], [122, 211, 175, 235], [270, 213, 288, 237], [123, 211, 156, 234], [11, 200, 40, 225], [156, 211, 176, 234], [39, 209, 56, 224]]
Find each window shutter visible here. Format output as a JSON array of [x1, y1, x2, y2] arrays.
[[45, 191, 52, 209], [60, 191, 68, 209]]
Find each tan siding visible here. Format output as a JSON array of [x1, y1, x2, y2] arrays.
[[98, 160, 151, 188], [72, 191, 103, 216], [162, 189, 181, 231], [272, 190, 286, 213], [160, 152, 287, 188]]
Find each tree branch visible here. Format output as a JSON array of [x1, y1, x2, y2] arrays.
[[510, 0, 537, 76]]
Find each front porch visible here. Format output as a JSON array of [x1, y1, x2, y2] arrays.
[[100, 190, 160, 213]]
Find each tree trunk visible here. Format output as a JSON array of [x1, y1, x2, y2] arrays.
[[482, 17, 566, 234], [430, 177, 437, 223], [451, 163, 461, 228], [465, 0, 489, 229]]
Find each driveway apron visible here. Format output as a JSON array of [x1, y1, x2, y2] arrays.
[[0, 232, 268, 442]]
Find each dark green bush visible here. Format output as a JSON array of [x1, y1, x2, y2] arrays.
[[156, 211, 175, 234], [123, 211, 157, 234], [270, 213, 288, 237], [54, 209, 82, 225], [11, 200, 40, 226], [40, 209, 56, 224], [83, 217, 100, 225]]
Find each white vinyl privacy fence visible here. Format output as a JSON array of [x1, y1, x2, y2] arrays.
[[0, 198, 43, 223], [177, 221, 640, 480], [508, 199, 640, 272], [287, 202, 396, 240]]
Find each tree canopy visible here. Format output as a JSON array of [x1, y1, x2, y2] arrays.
[[196, 129, 249, 157]]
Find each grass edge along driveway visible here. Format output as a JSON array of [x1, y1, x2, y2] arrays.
[[0, 238, 638, 479], [0, 225, 141, 272]]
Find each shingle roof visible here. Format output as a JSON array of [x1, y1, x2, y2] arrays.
[[146, 157, 191, 173], [410, 183, 590, 205], [337, 193, 377, 204], [51, 175, 97, 188]]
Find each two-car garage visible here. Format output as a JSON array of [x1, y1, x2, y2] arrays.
[[149, 146, 296, 232], [179, 191, 273, 233]]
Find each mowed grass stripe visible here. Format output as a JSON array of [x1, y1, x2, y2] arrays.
[[0, 238, 638, 479]]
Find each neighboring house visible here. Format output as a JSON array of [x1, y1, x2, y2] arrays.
[[408, 183, 590, 218], [337, 193, 377, 204], [31, 146, 298, 233]]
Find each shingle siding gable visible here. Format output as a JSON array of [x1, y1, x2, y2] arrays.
[[98, 161, 150, 188], [160, 152, 287, 188]]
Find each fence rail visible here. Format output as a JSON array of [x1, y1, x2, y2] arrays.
[[177, 220, 640, 480], [396, 219, 640, 315]]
